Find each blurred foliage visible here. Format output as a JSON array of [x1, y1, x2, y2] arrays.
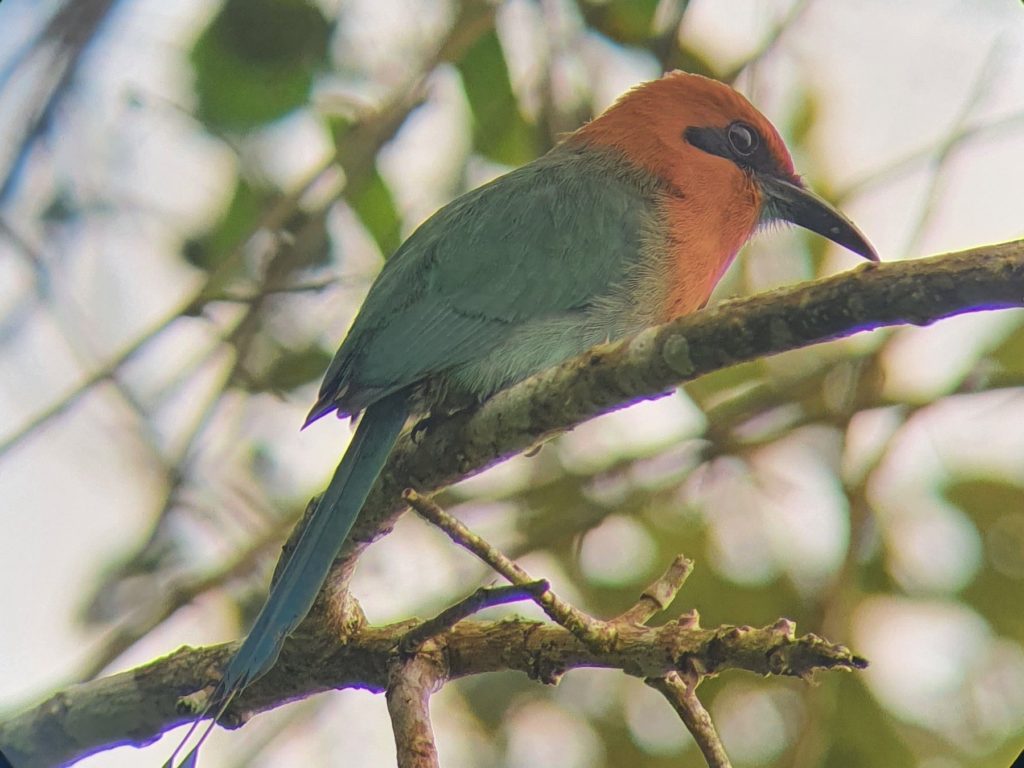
[[246, 341, 334, 394], [3, 1, 1024, 767], [947, 478, 1024, 639], [817, 674, 917, 767], [991, 321, 1024, 381], [586, 0, 662, 44], [347, 168, 403, 257], [183, 178, 268, 272], [190, 0, 330, 130], [457, 29, 543, 166]]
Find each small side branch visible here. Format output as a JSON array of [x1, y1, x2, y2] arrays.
[[616, 555, 694, 626], [402, 582, 548, 653], [404, 490, 615, 650], [408, 492, 729, 767], [647, 672, 731, 768]]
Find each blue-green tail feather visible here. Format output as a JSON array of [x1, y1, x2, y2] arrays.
[[167, 391, 409, 766]]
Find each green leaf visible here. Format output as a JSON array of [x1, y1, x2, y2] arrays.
[[348, 169, 401, 257], [238, 337, 333, 394], [327, 114, 356, 152], [945, 478, 1024, 532], [456, 30, 539, 166], [41, 187, 79, 224], [184, 179, 267, 272], [262, 344, 333, 392], [189, 0, 330, 131], [667, 45, 720, 79]]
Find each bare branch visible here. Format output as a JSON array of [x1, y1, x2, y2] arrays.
[[401, 582, 549, 653], [387, 654, 445, 768], [0, 62, 421, 460], [899, 45, 1007, 256], [405, 490, 615, 650], [615, 555, 694, 626], [74, 513, 294, 682], [0, 152, 333, 459], [0, 606, 864, 767], [723, 0, 812, 83], [647, 672, 732, 768], [0, 0, 120, 200], [838, 109, 1024, 201], [334, 241, 1024, 595]]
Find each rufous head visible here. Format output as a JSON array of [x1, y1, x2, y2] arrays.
[[569, 71, 877, 261]]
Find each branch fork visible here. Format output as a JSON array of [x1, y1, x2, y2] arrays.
[[8, 239, 1016, 767], [402, 490, 866, 766]]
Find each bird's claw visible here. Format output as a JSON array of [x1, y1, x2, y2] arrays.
[[411, 415, 436, 444]]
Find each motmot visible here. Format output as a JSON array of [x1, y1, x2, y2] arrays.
[[170, 70, 876, 762]]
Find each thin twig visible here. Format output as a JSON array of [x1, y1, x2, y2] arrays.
[[0, 216, 170, 477], [838, 109, 1024, 201], [8, 1, 510, 709], [723, 0, 812, 83], [203, 277, 341, 304], [0, 0, 120, 201], [3, 241, 1015, 766], [0, 150, 336, 459], [402, 582, 549, 653], [341, 242, 1024, 575], [404, 490, 616, 650], [649, 0, 691, 69], [0, 310, 177, 458], [647, 672, 732, 768], [901, 44, 1006, 257]]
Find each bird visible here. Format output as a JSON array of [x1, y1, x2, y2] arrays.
[[167, 70, 876, 764]]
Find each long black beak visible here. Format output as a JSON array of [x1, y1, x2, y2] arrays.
[[759, 175, 878, 261]]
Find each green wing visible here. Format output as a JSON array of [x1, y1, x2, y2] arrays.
[[316, 148, 660, 416]]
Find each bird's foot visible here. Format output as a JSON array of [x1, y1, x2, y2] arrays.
[[411, 414, 440, 444]]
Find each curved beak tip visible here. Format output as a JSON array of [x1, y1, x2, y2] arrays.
[[761, 175, 880, 263], [829, 223, 880, 262]]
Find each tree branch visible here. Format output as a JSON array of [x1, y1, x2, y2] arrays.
[[1, 240, 1018, 765], [335, 239, 1024, 582], [406, 490, 614, 649], [401, 582, 549, 653], [0, 603, 864, 766], [410, 494, 736, 764], [387, 654, 444, 768], [616, 555, 694, 626], [647, 673, 731, 768]]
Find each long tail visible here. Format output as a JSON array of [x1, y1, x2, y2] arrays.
[[167, 391, 409, 767]]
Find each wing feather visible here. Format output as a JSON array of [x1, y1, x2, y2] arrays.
[[317, 148, 661, 416]]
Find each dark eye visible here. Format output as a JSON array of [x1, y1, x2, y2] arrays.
[[727, 122, 758, 156]]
